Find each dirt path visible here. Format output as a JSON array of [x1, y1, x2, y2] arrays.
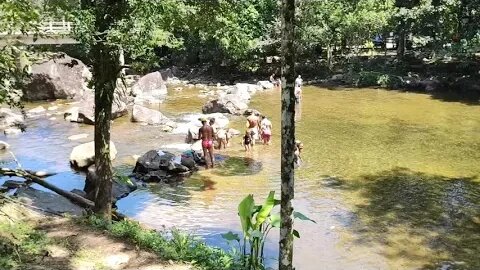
[[1, 202, 194, 270]]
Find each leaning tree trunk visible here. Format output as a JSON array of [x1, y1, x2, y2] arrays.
[[91, 0, 124, 220], [279, 0, 296, 269]]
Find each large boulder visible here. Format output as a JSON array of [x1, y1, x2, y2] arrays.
[[257, 81, 274, 90], [23, 54, 91, 101], [84, 165, 137, 202], [64, 87, 129, 125], [0, 108, 25, 132], [132, 72, 167, 104], [202, 94, 248, 115], [70, 141, 117, 169], [131, 105, 176, 127], [133, 150, 192, 183]]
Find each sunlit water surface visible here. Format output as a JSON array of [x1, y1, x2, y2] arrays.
[[1, 87, 480, 269]]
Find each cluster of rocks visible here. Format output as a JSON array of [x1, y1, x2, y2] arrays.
[[132, 149, 201, 184], [202, 81, 275, 115]]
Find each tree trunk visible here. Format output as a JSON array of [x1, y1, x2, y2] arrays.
[[279, 0, 296, 269], [91, 0, 124, 220], [397, 22, 406, 58]]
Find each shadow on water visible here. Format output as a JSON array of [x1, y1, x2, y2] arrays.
[[211, 156, 263, 177], [325, 168, 480, 269]]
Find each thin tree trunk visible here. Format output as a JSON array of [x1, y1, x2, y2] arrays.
[[397, 22, 406, 58], [91, 0, 124, 220], [279, 0, 296, 269]]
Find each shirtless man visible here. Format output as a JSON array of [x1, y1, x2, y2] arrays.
[[246, 112, 260, 146], [198, 118, 215, 168]]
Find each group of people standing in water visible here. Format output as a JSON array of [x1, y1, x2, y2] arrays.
[[197, 74, 304, 169], [270, 73, 303, 103]]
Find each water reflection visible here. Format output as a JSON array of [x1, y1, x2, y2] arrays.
[[328, 168, 480, 269]]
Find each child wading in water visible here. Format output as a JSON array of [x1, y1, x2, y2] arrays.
[[242, 130, 253, 152]]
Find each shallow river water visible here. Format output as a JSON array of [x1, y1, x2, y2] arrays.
[[1, 86, 480, 269]]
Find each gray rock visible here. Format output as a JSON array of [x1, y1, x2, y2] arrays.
[[133, 150, 193, 183], [257, 80, 274, 89], [0, 141, 10, 150], [70, 141, 117, 168], [74, 88, 128, 125], [15, 187, 85, 216], [84, 165, 137, 201], [4, 127, 22, 135], [2, 180, 24, 189], [131, 105, 176, 127], [132, 72, 167, 104], [0, 108, 25, 131], [23, 54, 91, 101], [202, 94, 248, 115]]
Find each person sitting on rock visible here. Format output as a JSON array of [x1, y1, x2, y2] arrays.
[[198, 118, 215, 169]]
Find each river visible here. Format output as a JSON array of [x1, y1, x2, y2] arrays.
[[1, 86, 480, 269]]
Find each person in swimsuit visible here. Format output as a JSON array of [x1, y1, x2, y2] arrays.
[[260, 115, 272, 145], [246, 112, 260, 146], [242, 130, 252, 152], [216, 128, 228, 149], [198, 118, 215, 168]]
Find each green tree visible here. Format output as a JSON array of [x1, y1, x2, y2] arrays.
[[279, 0, 295, 269], [85, 0, 126, 219], [0, 0, 41, 108]]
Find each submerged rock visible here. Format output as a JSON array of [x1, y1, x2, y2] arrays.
[[68, 133, 89, 141], [15, 187, 85, 216], [28, 106, 46, 114], [23, 54, 91, 101], [70, 141, 117, 169]]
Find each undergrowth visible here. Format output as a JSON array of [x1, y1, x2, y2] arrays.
[[84, 215, 243, 270], [0, 220, 49, 269]]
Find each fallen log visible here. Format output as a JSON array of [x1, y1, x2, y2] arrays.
[[0, 168, 94, 209]]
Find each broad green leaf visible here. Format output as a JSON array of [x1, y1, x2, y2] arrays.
[[292, 229, 300, 238], [270, 214, 281, 228], [254, 191, 275, 229], [221, 231, 240, 242], [238, 194, 255, 235], [293, 211, 316, 223]]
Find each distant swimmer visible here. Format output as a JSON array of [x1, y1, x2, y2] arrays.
[[198, 118, 215, 168]]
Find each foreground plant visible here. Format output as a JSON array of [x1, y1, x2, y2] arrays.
[[85, 216, 239, 270], [222, 191, 315, 270]]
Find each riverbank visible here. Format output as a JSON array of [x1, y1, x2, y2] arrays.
[[0, 198, 237, 270]]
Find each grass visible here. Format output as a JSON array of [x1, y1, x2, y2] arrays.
[[83, 215, 243, 270], [0, 219, 50, 269]]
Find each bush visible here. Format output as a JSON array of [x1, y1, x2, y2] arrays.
[[84, 216, 240, 270]]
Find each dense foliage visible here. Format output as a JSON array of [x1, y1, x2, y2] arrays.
[[0, 0, 41, 108]]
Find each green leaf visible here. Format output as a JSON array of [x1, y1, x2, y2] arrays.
[[238, 194, 255, 236], [254, 191, 275, 229], [292, 229, 300, 238], [270, 214, 281, 228], [293, 211, 316, 223], [221, 231, 240, 242]]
